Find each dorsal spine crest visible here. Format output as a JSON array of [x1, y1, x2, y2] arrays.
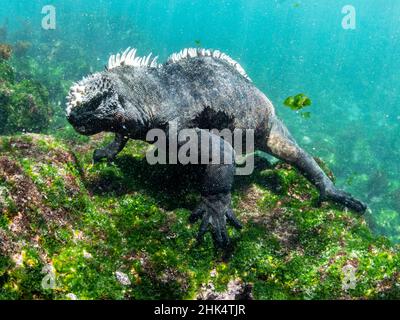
[[107, 47, 251, 81]]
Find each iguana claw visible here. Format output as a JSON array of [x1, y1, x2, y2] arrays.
[[190, 193, 242, 249], [319, 186, 367, 215], [93, 148, 115, 163]]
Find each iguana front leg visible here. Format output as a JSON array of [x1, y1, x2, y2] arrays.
[[188, 129, 242, 249], [93, 133, 129, 163]]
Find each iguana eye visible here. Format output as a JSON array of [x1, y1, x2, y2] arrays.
[[90, 93, 105, 107]]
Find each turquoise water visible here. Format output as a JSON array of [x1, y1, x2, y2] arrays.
[[1, 0, 399, 239]]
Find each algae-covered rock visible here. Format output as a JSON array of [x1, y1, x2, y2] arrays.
[[0, 59, 52, 134], [0, 133, 400, 300], [0, 60, 14, 84], [0, 44, 12, 61]]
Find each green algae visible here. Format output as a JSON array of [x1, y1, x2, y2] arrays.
[[0, 134, 399, 300], [0, 59, 52, 135], [284, 93, 312, 111]]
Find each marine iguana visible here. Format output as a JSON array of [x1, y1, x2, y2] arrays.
[[66, 47, 367, 250]]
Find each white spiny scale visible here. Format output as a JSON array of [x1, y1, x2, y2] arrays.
[[106, 47, 249, 79], [127, 49, 137, 64], [121, 47, 130, 62], [145, 53, 152, 66], [151, 56, 159, 68], [112, 54, 116, 67], [236, 64, 247, 75], [188, 48, 195, 58], [143, 56, 150, 67], [125, 50, 132, 64], [131, 48, 138, 60]]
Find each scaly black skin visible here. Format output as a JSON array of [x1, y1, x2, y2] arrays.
[[67, 55, 367, 250]]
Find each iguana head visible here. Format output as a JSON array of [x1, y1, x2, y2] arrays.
[[66, 72, 124, 135], [66, 48, 161, 136]]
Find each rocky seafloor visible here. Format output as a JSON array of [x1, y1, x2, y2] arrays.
[[1, 133, 399, 300]]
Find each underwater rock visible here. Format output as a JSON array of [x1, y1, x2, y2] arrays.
[[13, 41, 32, 58], [115, 271, 131, 286], [65, 293, 78, 300], [0, 43, 12, 60], [0, 133, 400, 300], [0, 59, 52, 134], [0, 60, 14, 83], [197, 278, 253, 300]]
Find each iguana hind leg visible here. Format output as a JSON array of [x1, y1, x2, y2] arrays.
[[263, 116, 367, 214]]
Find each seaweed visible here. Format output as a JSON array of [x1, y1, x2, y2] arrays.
[[0, 17, 398, 301], [0, 134, 399, 300], [284, 93, 312, 111], [0, 59, 52, 134]]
